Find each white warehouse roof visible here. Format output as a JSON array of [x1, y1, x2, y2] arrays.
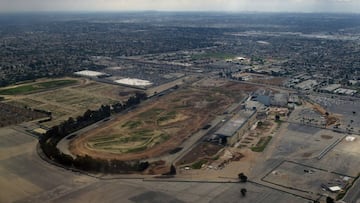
[[74, 70, 106, 77], [114, 78, 152, 87]]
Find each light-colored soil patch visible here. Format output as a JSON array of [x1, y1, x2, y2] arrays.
[[178, 148, 258, 180], [0, 167, 42, 203]]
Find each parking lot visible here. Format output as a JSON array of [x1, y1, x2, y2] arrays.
[[310, 95, 360, 133], [271, 123, 344, 159], [262, 161, 352, 199], [289, 106, 326, 127]]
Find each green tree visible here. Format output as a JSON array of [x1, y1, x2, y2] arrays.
[[238, 173, 248, 183], [241, 188, 247, 197], [326, 197, 334, 203]]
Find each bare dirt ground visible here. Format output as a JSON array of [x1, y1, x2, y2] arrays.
[[146, 75, 193, 97], [231, 73, 287, 86], [70, 85, 241, 161], [0, 127, 315, 203], [237, 120, 277, 149], [311, 102, 339, 126], [2, 77, 139, 128], [182, 117, 283, 180], [176, 142, 223, 166], [0, 102, 47, 127], [194, 77, 270, 94], [177, 148, 259, 180], [250, 77, 287, 86]]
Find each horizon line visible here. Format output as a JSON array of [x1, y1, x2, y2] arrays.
[[0, 10, 359, 15]]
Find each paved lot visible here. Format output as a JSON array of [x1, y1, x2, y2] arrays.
[[272, 123, 344, 159], [210, 182, 307, 203], [310, 95, 360, 133], [262, 161, 349, 196], [247, 119, 359, 201]]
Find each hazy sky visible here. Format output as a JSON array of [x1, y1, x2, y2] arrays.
[[0, 0, 359, 13]]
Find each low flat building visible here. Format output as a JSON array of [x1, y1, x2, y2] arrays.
[[271, 93, 289, 107], [334, 88, 357, 95], [320, 84, 341, 93], [214, 110, 257, 146], [288, 94, 301, 105], [252, 89, 272, 106], [114, 78, 153, 88], [74, 70, 106, 77], [295, 79, 318, 90], [348, 80, 358, 86], [245, 100, 266, 111]]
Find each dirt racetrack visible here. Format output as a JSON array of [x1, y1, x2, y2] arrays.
[[70, 84, 247, 161]]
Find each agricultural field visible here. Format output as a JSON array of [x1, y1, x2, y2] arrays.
[[70, 83, 248, 161], [0, 79, 78, 95], [0, 103, 47, 127], [1, 78, 140, 128]]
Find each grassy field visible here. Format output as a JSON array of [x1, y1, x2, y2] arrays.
[[0, 80, 78, 95], [251, 136, 273, 152], [191, 159, 208, 169]]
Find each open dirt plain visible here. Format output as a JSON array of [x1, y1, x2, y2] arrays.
[[0, 127, 311, 203], [1, 78, 140, 128], [70, 84, 247, 161]]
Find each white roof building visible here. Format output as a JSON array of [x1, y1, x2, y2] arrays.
[[74, 70, 106, 77], [328, 186, 342, 192], [114, 78, 152, 87]]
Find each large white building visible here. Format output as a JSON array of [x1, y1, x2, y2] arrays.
[[74, 70, 106, 77], [114, 78, 152, 88]]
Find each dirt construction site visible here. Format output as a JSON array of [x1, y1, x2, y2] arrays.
[[70, 82, 249, 161]]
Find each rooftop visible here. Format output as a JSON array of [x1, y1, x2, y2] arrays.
[[215, 110, 255, 137], [114, 78, 152, 87], [320, 84, 341, 92], [74, 70, 106, 77]]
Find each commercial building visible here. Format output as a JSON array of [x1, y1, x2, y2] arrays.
[[334, 88, 357, 96], [114, 78, 152, 88], [320, 84, 341, 93], [74, 70, 107, 77], [295, 79, 318, 90]]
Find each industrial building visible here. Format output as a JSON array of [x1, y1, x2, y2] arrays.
[[295, 79, 318, 90], [114, 78, 153, 88], [214, 109, 257, 146], [251, 89, 289, 107], [251, 89, 272, 106], [74, 70, 107, 77], [271, 93, 289, 107], [320, 84, 341, 93]]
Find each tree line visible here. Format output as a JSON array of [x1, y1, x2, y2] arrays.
[[39, 92, 149, 173]]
